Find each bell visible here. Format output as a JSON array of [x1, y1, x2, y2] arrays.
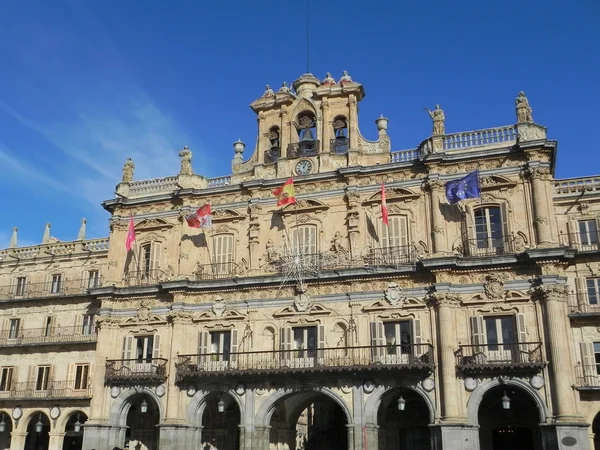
[[299, 128, 315, 142]]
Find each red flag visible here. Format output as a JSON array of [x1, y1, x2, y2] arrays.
[[272, 178, 296, 207], [125, 216, 136, 252], [186, 204, 212, 229], [381, 183, 389, 225]]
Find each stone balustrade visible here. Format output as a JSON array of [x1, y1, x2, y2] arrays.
[[391, 148, 419, 163], [554, 176, 600, 196], [128, 176, 180, 196], [443, 125, 517, 150], [207, 175, 231, 187], [0, 238, 109, 257]]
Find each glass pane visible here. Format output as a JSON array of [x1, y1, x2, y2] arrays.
[[587, 279, 599, 305], [484, 318, 498, 349], [399, 321, 412, 354], [500, 316, 516, 343]]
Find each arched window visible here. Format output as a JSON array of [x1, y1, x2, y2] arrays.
[[212, 233, 235, 276], [292, 112, 318, 157], [332, 116, 349, 154], [265, 126, 281, 164]]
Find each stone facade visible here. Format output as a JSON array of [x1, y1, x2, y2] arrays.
[[0, 73, 599, 450]]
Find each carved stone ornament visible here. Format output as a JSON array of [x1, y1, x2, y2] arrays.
[[484, 274, 505, 300], [384, 282, 404, 307], [137, 300, 151, 321], [294, 291, 311, 313], [533, 284, 569, 301], [212, 296, 227, 317]]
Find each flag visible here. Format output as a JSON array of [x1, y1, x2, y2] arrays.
[[381, 183, 389, 225], [125, 216, 136, 252], [272, 178, 296, 207], [445, 170, 481, 204], [186, 204, 212, 229]]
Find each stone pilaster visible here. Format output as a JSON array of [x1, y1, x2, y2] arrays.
[[9, 431, 27, 450], [252, 425, 271, 450], [164, 312, 192, 425], [248, 201, 262, 271], [321, 98, 332, 152], [424, 178, 448, 255], [48, 431, 66, 450], [348, 95, 358, 149], [363, 424, 379, 450], [527, 166, 554, 248], [346, 424, 355, 450]]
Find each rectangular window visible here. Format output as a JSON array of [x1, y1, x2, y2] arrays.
[[8, 319, 20, 339], [383, 321, 413, 355], [594, 342, 600, 375], [578, 220, 598, 249], [74, 364, 89, 390], [140, 243, 160, 280], [292, 225, 317, 254], [380, 216, 410, 263], [0, 367, 13, 391], [474, 206, 504, 253], [87, 270, 100, 289], [293, 326, 317, 358], [209, 331, 231, 361], [212, 234, 234, 275], [44, 317, 53, 337], [50, 274, 62, 294], [586, 278, 600, 305], [15, 277, 27, 296], [81, 315, 94, 335], [135, 335, 155, 362], [36, 366, 50, 390]]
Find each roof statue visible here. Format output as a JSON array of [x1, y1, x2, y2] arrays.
[[263, 85, 274, 97], [77, 218, 87, 241], [516, 91, 534, 123], [278, 82, 291, 94], [179, 145, 193, 176], [339, 70, 353, 84], [426, 104, 445, 136], [9, 227, 17, 248], [321, 72, 336, 85], [122, 158, 134, 183]]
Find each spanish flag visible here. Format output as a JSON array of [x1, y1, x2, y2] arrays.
[[272, 178, 296, 207]]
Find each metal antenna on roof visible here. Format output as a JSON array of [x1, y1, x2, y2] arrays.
[[306, 0, 310, 73]]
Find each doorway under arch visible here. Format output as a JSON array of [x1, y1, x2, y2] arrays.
[[62, 411, 87, 450], [201, 392, 241, 450], [269, 391, 348, 450], [24, 411, 51, 450], [126, 395, 160, 450], [377, 388, 431, 450], [478, 385, 541, 450], [0, 411, 13, 449], [593, 411, 600, 450]]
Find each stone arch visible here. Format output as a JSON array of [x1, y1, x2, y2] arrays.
[[363, 382, 436, 425], [466, 378, 548, 426], [21, 409, 50, 429], [186, 388, 245, 427], [255, 385, 352, 427], [55, 408, 88, 432], [109, 387, 165, 427]]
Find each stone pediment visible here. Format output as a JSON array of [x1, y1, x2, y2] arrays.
[[364, 187, 420, 205], [193, 309, 246, 322], [280, 198, 329, 216], [479, 174, 517, 191], [135, 218, 173, 231], [362, 297, 424, 312], [273, 303, 332, 317], [211, 208, 245, 223]]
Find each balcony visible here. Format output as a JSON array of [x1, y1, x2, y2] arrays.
[[0, 325, 96, 347], [176, 343, 433, 381], [568, 293, 600, 316], [123, 269, 169, 287], [0, 278, 102, 300], [459, 236, 521, 258], [455, 342, 545, 374], [194, 262, 242, 280], [574, 364, 600, 390], [559, 231, 600, 253], [287, 140, 320, 159], [363, 245, 417, 268], [0, 381, 92, 400], [264, 148, 281, 164], [105, 358, 168, 385], [330, 137, 349, 154]]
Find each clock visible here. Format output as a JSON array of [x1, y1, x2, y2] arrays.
[[295, 159, 313, 175]]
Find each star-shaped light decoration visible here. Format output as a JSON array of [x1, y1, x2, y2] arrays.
[[274, 244, 322, 297]]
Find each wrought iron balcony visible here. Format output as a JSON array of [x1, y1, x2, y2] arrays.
[[176, 343, 433, 380], [0, 277, 102, 300], [455, 342, 545, 373], [194, 262, 242, 280], [0, 381, 92, 400], [287, 140, 320, 159], [459, 236, 522, 258], [574, 364, 600, 389], [0, 325, 96, 347], [123, 269, 169, 287], [105, 358, 168, 385], [567, 293, 600, 315], [559, 231, 600, 253], [362, 245, 417, 267], [330, 137, 349, 154], [264, 148, 281, 164]]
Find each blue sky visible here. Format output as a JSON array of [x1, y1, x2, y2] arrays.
[[0, 0, 598, 248]]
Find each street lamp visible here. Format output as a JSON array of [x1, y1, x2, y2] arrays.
[[0, 413, 5, 433], [74, 414, 82, 433], [397, 396, 406, 411], [140, 399, 148, 414], [217, 397, 225, 413], [35, 414, 43, 433], [501, 391, 511, 410]]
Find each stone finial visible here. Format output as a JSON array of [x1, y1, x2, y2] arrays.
[[77, 218, 87, 241], [376, 115, 389, 135], [339, 70, 353, 84], [263, 85, 274, 97], [515, 91, 534, 123], [179, 145, 193, 176], [233, 139, 246, 155], [122, 157, 134, 183], [9, 227, 17, 248], [321, 72, 336, 85], [425, 105, 445, 135], [278, 82, 291, 94], [42, 223, 51, 244]]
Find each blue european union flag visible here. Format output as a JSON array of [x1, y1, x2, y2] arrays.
[[445, 170, 481, 204]]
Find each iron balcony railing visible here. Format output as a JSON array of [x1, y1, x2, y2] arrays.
[[176, 343, 433, 380], [264, 148, 281, 164], [0, 277, 102, 300], [559, 231, 600, 252], [330, 137, 349, 154], [194, 262, 241, 280], [567, 293, 600, 315], [460, 236, 519, 258], [455, 342, 545, 373], [574, 364, 600, 389], [105, 358, 168, 384], [363, 245, 417, 267], [123, 269, 169, 287], [287, 140, 320, 159], [0, 381, 92, 400], [0, 325, 97, 347]]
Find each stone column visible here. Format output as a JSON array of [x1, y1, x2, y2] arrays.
[[252, 425, 271, 450], [346, 424, 355, 450], [431, 292, 464, 422], [536, 284, 580, 420], [9, 431, 27, 450], [363, 424, 378, 450], [527, 166, 554, 248], [48, 431, 66, 450], [425, 179, 448, 256]]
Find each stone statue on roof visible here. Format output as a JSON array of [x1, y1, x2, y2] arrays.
[[263, 85, 275, 97], [515, 91, 534, 123], [339, 70, 353, 84], [179, 146, 193, 175], [122, 158, 134, 183], [278, 82, 291, 94], [426, 105, 445, 135], [321, 72, 336, 85]]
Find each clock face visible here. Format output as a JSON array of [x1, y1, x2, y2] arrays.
[[295, 159, 313, 175]]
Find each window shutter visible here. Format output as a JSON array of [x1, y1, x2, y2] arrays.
[[280, 326, 292, 361], [75, 315, 83, 335], [67, 363, 75, 386], [462, 208, 475, 255], [152, 334, 161, 359], [230, 329, 238, 364], [567, 220, 580, 247], [515, 313, 527, 362], [199, 331, 209, 364], [28, 365, 37, 385], [370, 321, 385, 360], [317, 324, 325, 360], [87, 363, 93, 390], [151, 243, 161, 271], [500, 203, 510, 242], [10, 366, 19, 389], [49, 316, 57, 335], [580, 342, 596, 385], [412, 318, 422, 357], [122, 336, 133, 360], [469, 316, 485, 352]]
